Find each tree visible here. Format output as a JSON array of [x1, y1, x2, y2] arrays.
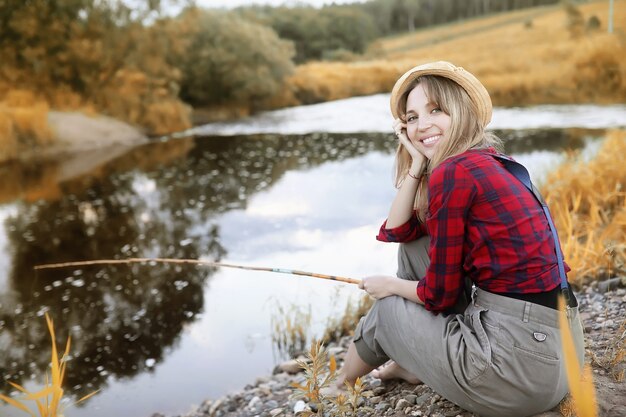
[[236, 5, 378, 63], [0, 0, 194, 134], [178, 10, 295, 108]]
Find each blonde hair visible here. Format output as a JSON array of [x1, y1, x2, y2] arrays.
[[393, 75, 502, 220]]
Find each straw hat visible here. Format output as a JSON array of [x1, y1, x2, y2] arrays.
[[390, 61, 492, 127]]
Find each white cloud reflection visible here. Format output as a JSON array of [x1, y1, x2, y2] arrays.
[[0, 206, 18, 294], [196, 0, 365, 9]]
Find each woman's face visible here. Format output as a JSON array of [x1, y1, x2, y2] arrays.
[[404, 83, 451, 160]]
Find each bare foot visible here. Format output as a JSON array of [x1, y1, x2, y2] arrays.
[[320, 374, 348, 398], [371, 361, 422, 384]]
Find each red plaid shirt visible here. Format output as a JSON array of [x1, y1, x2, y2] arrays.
[[377, 148, 568, 313]]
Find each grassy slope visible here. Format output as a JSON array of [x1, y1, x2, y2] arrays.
[[279, 0, 626, 107]]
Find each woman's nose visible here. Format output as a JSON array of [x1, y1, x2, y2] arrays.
[[418, 116, 432, 131]]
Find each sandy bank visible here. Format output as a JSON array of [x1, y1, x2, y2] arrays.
[[14, 111, 150, 182], [43, 111, 148, 157]]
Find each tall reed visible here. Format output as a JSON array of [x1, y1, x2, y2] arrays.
[[270, 301, 312, 359], [0, 313, 97, 417], [558, 297, 598, 417]]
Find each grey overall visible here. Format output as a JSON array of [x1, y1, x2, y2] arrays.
[[354, 237, 585, 417]]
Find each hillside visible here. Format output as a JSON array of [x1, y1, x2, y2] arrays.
[[276, 0, 626, 108]]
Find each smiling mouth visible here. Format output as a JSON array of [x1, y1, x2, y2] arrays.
[[421, 135, 441, 146]]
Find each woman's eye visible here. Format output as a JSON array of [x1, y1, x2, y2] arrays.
[[407, 115, 418, 123], [431, 107, 442, 113]]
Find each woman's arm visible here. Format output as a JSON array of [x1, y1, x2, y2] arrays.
[[386, 120, 427, 228]]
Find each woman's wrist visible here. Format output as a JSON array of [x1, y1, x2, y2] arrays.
[[409, 161, 424, 180]]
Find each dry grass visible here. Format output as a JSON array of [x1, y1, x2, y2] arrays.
[[291, 340, 338, 415], [277, 1, 626, 107], [93, 69, 191, 136], [0, 313, 97, 416], [321, 294, 373, 345], [541, 130, 626, 286], [590, 319, 626, 382], [291, 340, 371, 416], [369, 7, 551, 56], [0, 90, 54, 160], [271, 302, 312, 359]]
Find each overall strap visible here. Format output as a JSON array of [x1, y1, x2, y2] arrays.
[[491, 154, 570, 305]]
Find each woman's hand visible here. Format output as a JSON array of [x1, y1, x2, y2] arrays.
[[393, 118, 426, 175], [359, 275, 424, 305], [359, 275, 396, 299]]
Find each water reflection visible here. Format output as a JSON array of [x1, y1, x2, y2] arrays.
[[0, 127, 605, 414], [0, 131, 394, 403]]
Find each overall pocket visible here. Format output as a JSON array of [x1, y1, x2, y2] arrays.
[[497, 319, 562, 395], [453, 306, 493, 385]]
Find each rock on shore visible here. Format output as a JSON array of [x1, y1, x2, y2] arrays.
[[164, 283, 625, 417]]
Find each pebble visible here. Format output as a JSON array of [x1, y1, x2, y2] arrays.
[[293, 400, 305, 413], [276, 359, 302, 375], [395, 398, 410, 410], [165, 285, 625, 417], [375, 401, 391, 412], [405, 394, 418, 404]]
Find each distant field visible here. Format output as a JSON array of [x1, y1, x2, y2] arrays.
[[277, 0, 626, 108], [369, 5, 557, 56]]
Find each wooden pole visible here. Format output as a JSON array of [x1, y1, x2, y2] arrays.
[[34, 258, 361, 285]]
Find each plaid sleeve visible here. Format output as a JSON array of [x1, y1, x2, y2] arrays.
[[376, 210, 428, 242], [417, 161, 476, 312]]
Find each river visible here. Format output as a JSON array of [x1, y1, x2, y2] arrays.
[[0, 96, 625, 417]]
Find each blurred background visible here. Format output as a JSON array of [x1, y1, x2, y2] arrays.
[[0, 0, 624, 416]]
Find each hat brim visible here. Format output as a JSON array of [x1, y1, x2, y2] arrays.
[[390, 61, 492, 127]]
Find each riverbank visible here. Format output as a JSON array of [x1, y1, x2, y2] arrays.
[[161, 281, 625, 417], [0, 109, 148, 164], [25, 111, 147, 161]]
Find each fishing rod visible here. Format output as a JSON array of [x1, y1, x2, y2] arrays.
[[34, 258, 361, 285]]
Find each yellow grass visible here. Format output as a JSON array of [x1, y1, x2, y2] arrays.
[[0, 90, 54, 158], [0, 108, 19, 161], [369, 7, 552, 56], [92, 69, 191, 135], [542, 130, 626, 286], [271, 302, 312, 358], [291, 340, 337, 414], [278, 1, 626, 107], [0, 313, 97, 417], [322, 294, 373, 344]]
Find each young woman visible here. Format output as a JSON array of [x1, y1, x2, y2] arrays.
[[335, 61, 585, 417]]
